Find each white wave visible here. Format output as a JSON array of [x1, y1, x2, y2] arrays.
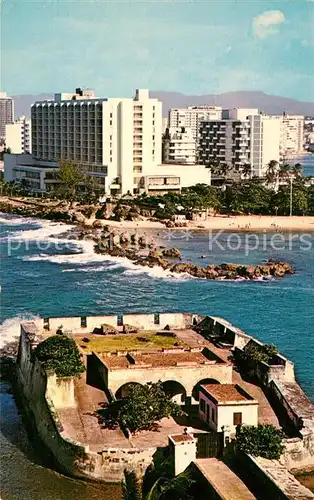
[[5, 215, 194, 280], [0, 214, 40, 226], [62, 265, 111, 273], [0, 314, 40, 349]]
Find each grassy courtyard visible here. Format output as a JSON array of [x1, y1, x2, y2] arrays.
[[75, 331, 186, 353]]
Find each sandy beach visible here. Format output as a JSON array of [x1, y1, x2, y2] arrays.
[[107, 215, 314, 232]]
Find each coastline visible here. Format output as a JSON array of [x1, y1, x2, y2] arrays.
[[1, 196, 314, 233], [107, 215, 314, 233]]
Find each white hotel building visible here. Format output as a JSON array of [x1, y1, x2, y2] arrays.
[[5, 116, 32, 154], [5, 88, 211, 194], [199, 108, 282, 178], [168, 106, 222, 139]]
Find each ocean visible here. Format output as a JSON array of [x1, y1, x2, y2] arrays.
[[0, 211, 314, 498]]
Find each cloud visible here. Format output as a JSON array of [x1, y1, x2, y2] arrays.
[[253, 10, 285, 38]]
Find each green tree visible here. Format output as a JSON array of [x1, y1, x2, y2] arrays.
[[34, 335, 85, 378], [102, 381, 180, 433], [274, 184, 308, 215], [236, 424, 285, 460], [307, 185, 314, 215], [53, 159, 84, 202]]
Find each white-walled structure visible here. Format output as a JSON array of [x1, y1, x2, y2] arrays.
[[199, 384, 258, 436], [228, 108, 259, 120], [142, 163, 211, 194], [199, 110, 281, 177], [249, 114, 281, 177], [4, 153, 58, 191], [163, 127, 197, 164], [31, 88, 162, 195], [168, 106, 222, 139], [280, 114, 304, 157], [199, 119, 251, 170], [5, 116, 32, 154], [0, 91, 14, 140]]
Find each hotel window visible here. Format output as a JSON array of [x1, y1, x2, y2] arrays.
[[154, 313, 160, 325], [200, 398, 205, 413], [110, 120, 112, 126], [81, 316, 87, 328], [233, 412, 242, 425]]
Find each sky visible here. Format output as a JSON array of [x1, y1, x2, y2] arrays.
[[2, 0, 314, 101]]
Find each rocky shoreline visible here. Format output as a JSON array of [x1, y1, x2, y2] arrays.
[[94, 227, 295, 280]]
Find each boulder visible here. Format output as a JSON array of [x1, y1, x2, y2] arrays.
[[120, 232, 131, 244], [123, 324, 139, 334], [162, 247, 181, 258], [131, 233, 140, 245], [100, 324, 119, 335], [92, 220, 103, 229], [138, 235, 148, 247]]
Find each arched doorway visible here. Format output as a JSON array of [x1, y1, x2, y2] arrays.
[[192, 379, 220, 402], [115, 382, 142, 400], [162, 380, 187, 405]]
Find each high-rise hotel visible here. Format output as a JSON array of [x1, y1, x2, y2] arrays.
[[29, 88, 162, 194]]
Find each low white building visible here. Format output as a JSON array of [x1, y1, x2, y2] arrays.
[[5, 116, 32, 154], [141, 163, 211, 194], [4, 153, 58, 191], [199, 384, 258, 436]]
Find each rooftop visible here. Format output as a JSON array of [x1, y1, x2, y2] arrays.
[[200, 384, 256, 404], [75, 331, 186, 353], [99, 349, 220, 371], [170, 433, 195, 444]]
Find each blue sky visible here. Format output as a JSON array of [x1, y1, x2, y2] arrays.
[[2, 0, 314, 100]]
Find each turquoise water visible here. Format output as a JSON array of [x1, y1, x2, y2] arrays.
[[1, 213, 313, 400]]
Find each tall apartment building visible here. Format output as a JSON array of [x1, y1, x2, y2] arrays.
[[163, 127, 196, 164], [0, 91, 14, 140], [5, 116, 32, 154], [199, 119, 251, 170], [279, 113, 304, 157], [168, 106, 222, 139], [248, 114, 281, 177], [198, 109, 281, 177], [30, 88, 162, 194]]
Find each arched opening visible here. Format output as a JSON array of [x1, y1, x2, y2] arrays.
[[115, 382, 142, 400], [162, 380, 187, 405], [192, 379, 220, 402]]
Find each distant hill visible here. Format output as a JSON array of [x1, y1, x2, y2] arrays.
[[13, 90, 314, 118], [150, 91, 314, 117]]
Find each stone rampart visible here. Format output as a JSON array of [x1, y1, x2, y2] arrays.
[[16, 321, 159, 482]]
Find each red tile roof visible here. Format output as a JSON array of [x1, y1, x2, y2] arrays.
[[201, 384, 255, 404]]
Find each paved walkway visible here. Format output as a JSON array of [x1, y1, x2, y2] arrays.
[[196, 458, 256, 499]]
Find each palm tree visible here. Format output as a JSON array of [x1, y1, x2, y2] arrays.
[[292, 163, 303, 180], [278, 163, 292, 182], [266, 160, 279, 185]]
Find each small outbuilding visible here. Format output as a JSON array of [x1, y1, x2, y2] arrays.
[[199, 384, 258, 436]]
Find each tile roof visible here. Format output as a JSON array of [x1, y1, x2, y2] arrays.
[[201, 384, 255, 404]]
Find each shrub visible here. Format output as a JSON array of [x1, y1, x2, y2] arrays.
[[101, 381, 180, 433], [34, 335, 85, 378], [232, 341, 278, 373], [236, 424, 285, 460]]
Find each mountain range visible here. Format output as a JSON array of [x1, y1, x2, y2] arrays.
[[12, 91, 314, 118]]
